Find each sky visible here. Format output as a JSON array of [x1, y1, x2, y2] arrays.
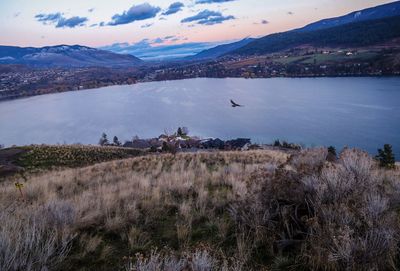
[[0, 0, 396, 59]]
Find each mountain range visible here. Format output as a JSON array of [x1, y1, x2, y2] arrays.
[[0, 1, 399, 67], [0, 45, 142, 67], [230, 15, 400, 56], [191, 1, 400, 58]]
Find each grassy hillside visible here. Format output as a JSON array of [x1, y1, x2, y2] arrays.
[[1, 147, 399, 270], [232, 16, 400, 56]]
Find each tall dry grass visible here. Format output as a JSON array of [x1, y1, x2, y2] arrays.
[[0, 148, 399, 270], [0, 150, 286, 270]]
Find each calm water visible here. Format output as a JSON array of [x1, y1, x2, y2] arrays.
[[0, 77, 399, 157]]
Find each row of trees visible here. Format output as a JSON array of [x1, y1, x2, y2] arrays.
[[98, 133, 121, 147]]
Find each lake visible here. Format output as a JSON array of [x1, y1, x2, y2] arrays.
[[0, 77, 399, 157]]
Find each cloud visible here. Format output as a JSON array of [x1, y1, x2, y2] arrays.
[[100, 39, 224, 60], [195, 0, 236, 4], [107, 3, 161, 26], [181, 10, 234, 25], [141, 23, 154, 28], [35, 13, 63, 24], [57, 16, 88, 28], [35, 13, 88, 28], [162, 2, 184, 16], [153, 38, 164, 43]]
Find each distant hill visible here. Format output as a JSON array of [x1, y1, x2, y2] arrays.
[[187, 38, 255, 60], [0, 45, 143, 67], [297, 1, 400, 32], [229, 15, 400, 56], [195, 1, 400, 58]]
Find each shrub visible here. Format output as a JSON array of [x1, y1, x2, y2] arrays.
[[230, 148, 399, 270], [125, 250, 224, 271], [0, 202, 76, 271]]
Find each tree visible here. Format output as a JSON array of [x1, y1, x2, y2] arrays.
[[113, 136, 121, 146], [98, 133, 109, 146], [376, 144, 395, 169], [327, 146, 337, 162], [177, 127, 183, 137], [328, 146, 337, 156]]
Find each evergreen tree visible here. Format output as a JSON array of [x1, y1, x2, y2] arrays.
[[98, 133, 109, 146], [177, 127, 183, 137], [328, 146, 337, 157], [376, 144, 395, 169], [113, 136, 121, 146], [326, 146, 337, 162]]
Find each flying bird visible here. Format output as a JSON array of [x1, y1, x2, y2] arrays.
[[230, 99, 243, 107]]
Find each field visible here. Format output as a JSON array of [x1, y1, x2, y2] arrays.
[[0, 146, 399, 270], [0, 145, 146, 177]]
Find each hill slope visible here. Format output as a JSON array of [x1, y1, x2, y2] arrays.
[[196, 2, 400, 58], [230, 15, 400, 56], [0, 147, 399, 270], [187, 38, 255, 60], [298, 1, 400, 32], [0, 45, 143, 67]]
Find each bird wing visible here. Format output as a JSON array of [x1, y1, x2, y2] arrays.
[[230, 100, 242, 107]]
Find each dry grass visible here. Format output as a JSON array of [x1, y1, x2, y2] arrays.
[[0, 148, 399, 270], [1, 150, 285, 270]]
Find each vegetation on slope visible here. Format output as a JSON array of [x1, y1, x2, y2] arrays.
[[1, 147, 399, 270], [0, 145, 146, 177], [232, 16, 400, 56]]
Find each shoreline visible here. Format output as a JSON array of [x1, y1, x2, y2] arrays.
[[1, 74, 399, 103]]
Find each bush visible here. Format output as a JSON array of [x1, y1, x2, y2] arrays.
[[230, 148, 399, 270], [125, 249, 228, 271], [0, 202, 75, 271]]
